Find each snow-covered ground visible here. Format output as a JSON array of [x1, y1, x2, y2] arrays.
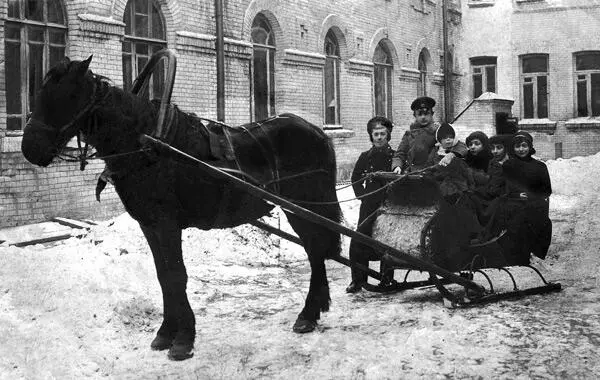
[[2, 154, 600, 379]]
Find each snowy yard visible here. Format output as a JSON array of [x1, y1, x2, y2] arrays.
[[1, 154, 600, 379]]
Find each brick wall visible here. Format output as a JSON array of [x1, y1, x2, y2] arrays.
[[1, 0, 457, 226], [458, 0, 600, 160]]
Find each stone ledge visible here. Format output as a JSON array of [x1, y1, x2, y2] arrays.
[[518, 118, 557, 133], [467, 0, 495, 8], [347, 59, 373, 75], [565, 117, 600, 130], [323, 128, 355, 139], [399, 67, 421, 82], [78, 13, 125, 36], [175, 32, 252, 58], [282, 49, 326, 68]]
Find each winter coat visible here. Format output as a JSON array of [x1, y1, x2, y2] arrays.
[[352, 144, 395, 223], [426, 144, 474, 201], [466, 150, 494, 187], [392, 121, 467, 173]]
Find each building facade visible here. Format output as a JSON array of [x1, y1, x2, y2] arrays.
[[456, 0, 600, 159], [1, 0, 462, 227]]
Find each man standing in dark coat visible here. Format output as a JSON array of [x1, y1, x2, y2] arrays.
[[392, 96, 466, 174], [346, 116, 395, 293]]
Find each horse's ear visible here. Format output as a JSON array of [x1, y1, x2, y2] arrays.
[[78, 55, 93, 73]]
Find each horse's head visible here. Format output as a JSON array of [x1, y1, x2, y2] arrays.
[[21, 55, 96, 167]]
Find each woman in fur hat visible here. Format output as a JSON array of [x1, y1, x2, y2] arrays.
[[465, 131, 494, 187], [494, 131, 552, 264]]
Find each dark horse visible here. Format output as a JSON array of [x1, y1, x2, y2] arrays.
[[21, 56, 341, 360]]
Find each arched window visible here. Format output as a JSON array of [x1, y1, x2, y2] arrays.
[[418, 49, 428, 97], [324, 29, 341, 125], [251, 14, 275, 121], [122, 0, 167, 99], [4, 0, 67, 131], [373, 41, 393, 119]]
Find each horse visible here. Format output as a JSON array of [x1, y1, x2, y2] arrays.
[[21, 56, 342, 361]]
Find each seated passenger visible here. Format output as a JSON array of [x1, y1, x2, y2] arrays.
[[465, 131, 493, 187], [425, 122, 473, 204]]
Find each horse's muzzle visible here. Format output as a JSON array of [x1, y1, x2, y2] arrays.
[[21, 118, 59, 167]]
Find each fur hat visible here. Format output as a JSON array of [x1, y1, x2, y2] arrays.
[[466, 131, 490, 150], [511, 131, 536, 156], [436, 122, 455, 142], [366, 116, 393, 142], [411, 96, 436, 111]]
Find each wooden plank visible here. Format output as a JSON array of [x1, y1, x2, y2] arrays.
[[11, 233, 73, 247], [52, 217, 94, 229]]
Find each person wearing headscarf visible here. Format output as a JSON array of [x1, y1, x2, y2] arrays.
[[465, 131, 494, 187], [346, 116, 395, 293]]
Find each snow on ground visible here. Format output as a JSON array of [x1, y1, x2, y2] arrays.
[[1, 154, 600, 379]]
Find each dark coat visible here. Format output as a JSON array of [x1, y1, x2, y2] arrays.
[[392, 122, 467, 172], [352, 144, 395, 221]]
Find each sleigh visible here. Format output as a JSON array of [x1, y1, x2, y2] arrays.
[[128, 49, 560, 308]]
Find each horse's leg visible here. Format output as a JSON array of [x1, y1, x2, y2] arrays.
[[140, 223, 195, 360], [284, 213, 332, 333]]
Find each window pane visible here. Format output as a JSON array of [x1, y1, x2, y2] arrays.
[[29, 43, 44, 114], [136, 43, 149, 55], [7, 117, 22, 131], [470, 56, 496, 66], [537, 75, 548, 118], [48, 0, 65, 24], [522, 55, 548, 73], [473, 74, 482, 98], [5, 23, 21, 41], [486, 66, 496, 93], [135, 14, 149, 37], [124, 5, 132, 35], [151, 4, 165, 40], [8, 0, 20, 18], [151, 58, 165, 100], [374, 43, 392, 65], [122, 53, 133, 91], [576, 52, 600, 71], [577, 80, 588, 117], [135, 0, 148, 14], [591, 73, 600, 116], [325, 31, 339, 57], [324, 57, 337, 124], [269, 50, 275, 116], [49, 46, 65, 68], [26, 0, 44, 21], [374, 64, 386, 116], [523, 83, 534, 119], [137, 56, 148, 76], [49, 30, 66, 45], [253, 48, 268, 121], [5, 39, 22, 115], [386, 67, 393, 118], [28, 26, 45, 43]]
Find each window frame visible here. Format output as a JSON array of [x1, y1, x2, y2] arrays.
[[373, 42, 393, 120], [470, 56, 497, 98], [251, 14, 276, 122], [121, 0, 167, 99], [418, 50, 428, 97], [323, 30, 341, 126], [573, 51, 600, 117], [520, 54, 549, 119], [4, 0, 67, 133]]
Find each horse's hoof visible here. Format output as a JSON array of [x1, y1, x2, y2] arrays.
[[168, 342, 194, 361], [293, 318, 317, 333], [150, 333, 174, 351]]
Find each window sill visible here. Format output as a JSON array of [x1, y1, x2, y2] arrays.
[[518, 118, 556, 133], [467, 0, 495, 8], [323, 127, 355, 139], [565, 117, 600, 130]]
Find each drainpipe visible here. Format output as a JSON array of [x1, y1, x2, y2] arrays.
[[442, 0, 450, 122], [215, 0, 225, 122]]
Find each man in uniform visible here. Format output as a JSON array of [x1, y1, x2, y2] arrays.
[[392, 96, 466, 174], [346, 116, 395, 293]]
